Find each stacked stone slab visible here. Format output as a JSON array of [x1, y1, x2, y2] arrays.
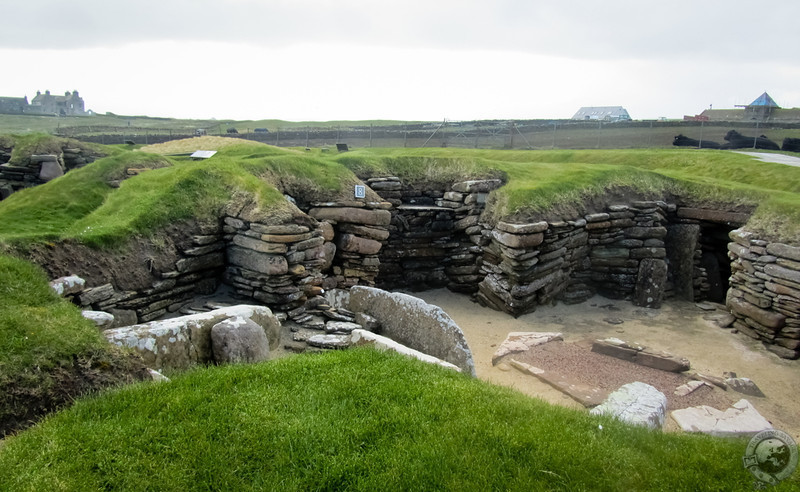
[[223, 217, 331, 309], [476, 202, 682, 316], [379, 203, 456, 290], [374, 178, 501, 293], [726, 229, 800, 359], [444, 180, 502, 293], [70, 223, 226, 325], [587, 202, 672, 305], [478, 219, 553, 316], [308, 202, 392, 288]]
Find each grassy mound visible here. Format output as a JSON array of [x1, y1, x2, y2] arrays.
[[335, 148, 800, 242], [138, 135, 264, 154], [2, 133, 103, 166], [0, 140, 362, 248], [2, 140, 798, 246], [1, 348, 783, 491], [0, 255, 147, 437]]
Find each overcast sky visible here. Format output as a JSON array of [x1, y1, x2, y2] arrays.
[[2, 0, 798, 121]]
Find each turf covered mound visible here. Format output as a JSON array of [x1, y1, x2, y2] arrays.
[[0, 348, 774, 491], [0, 256, 149, 438]]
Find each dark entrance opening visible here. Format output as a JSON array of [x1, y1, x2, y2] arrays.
[[698, 223, 735, 303]]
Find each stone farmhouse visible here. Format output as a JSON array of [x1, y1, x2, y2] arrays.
[[0, 90, 87, 116]]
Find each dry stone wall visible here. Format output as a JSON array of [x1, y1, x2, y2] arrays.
[[223, 218, 330, 308], [69, 223, 226, 325], [0, 147, 101, 199], [371, 177, 501, 293], [726, 230, 800, 359], [308, 201, 393, 288], [42, 169, 799, 360], [477, 201, 680, 316]]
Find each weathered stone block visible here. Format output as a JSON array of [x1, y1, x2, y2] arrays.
[[39, 160, 64, 182], [232, 234, 288, 254], [491, 230, 544, 249], [495, 221, 548, 234], [309, 207, 391, 226], [227, 246, 288, 275], [590, 382, 667, 430], [592, 337, 689, 372], [633, 258, 667, 308], [671, 399, 773, 437], [623, 226, 667, 239], [49, 275, 86, 296], [104, 305, 280, 370], [348, 286, 475, 376], [336, 234, 383, 255], [727, 297, 786, 330], [338, 223, 390, 241], [77, 283, 115, 306], [211, 316, 270, 364], [677, 208, 750, 225], [766, 242, 800, 262], [630, 247, 666, 259]]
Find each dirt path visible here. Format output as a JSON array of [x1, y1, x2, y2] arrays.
[[413, 289, 800, 440]]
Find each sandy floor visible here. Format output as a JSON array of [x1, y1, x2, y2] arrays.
[[412, 289, 800, 440]]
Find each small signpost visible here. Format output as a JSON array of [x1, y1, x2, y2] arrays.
[[354, 185, 366, 199]]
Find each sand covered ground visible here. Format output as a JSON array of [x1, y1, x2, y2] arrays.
[[412, 289, 800, 439]]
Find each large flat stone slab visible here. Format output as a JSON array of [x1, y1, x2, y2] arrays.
[[671, 399, 773, 437], [491, 332, 563, 366], [590, 382, 668, 430], [591, 337, 690, 372], [348, 286, 475, 376], [350, 329, 460, 372], [104, 305, 281, 370], [509, 359, 607, 408]]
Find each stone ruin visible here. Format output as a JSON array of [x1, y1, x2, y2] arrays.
[[0, 143, 101, 199], [39, 172, 800, 361]]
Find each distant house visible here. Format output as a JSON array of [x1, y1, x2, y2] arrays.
[[28, 90, 86, 116], [0, 96, 29, 115], [571, 106, 631, 122], [697, 92, 800, 123], [0, 90, 88, 116], [741, 92, 780, 121]]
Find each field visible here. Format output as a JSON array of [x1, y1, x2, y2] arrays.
[[3, 113, 800, 150]]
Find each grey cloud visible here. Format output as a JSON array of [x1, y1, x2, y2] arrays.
[[2, 0, 798, 63]]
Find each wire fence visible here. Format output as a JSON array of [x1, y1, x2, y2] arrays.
[[56, 119, 800, 151]]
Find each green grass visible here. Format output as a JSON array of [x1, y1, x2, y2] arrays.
[[0, 255, 146, 437], [335, 148, 800, 242], [0, 255, 108, 378], [2, 143, 799, 246], [0, 141, 361, 247], [2, 348, 789, 491], [0, 113, 420, 136], [1, 133, 103, 165]]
